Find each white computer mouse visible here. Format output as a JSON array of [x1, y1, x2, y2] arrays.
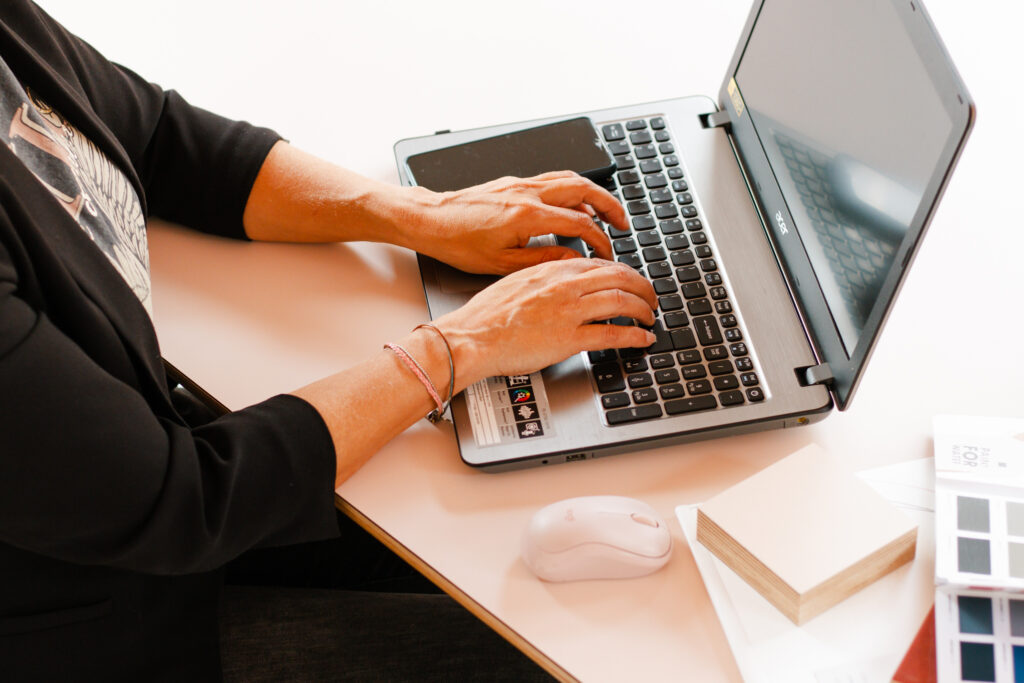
[[522, 496, 672, 582]]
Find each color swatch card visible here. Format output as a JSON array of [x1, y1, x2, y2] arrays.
[[932, 414, 1024, 683], [934, 415, 1024, 590]]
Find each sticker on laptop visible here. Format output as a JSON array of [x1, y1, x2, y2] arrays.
[[464, 372, 554, 447]]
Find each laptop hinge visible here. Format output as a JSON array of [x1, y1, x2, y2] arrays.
[[700, 109, 731, 130], [796, 363, 834, 388]]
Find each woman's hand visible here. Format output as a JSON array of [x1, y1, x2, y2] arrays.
[[399, 171, 627, 275], [434, 257, 657, 390]]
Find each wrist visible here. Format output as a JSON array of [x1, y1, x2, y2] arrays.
[[373, 185, 442, 253]]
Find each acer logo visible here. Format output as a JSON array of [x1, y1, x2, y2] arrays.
[[775, 210, 789, 235]]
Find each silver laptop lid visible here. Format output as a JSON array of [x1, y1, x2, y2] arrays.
[[718, 0, 974, 409]]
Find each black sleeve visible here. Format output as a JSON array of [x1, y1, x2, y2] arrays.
[[0, 237, 339, 573], [16, 1, 280, 239]]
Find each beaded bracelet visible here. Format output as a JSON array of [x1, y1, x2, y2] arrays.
[[383, 324, 455, 423], [383, 342, 444, 419]]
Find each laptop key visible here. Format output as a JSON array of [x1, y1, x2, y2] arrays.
[[653, 278, 678, 295], [629, 130, 652, 145], [704, 345, 729, 361], [627, 372, 653, 389], [637, 230, 662, 247], [622, 184, 645, 200], [634, 144, 657, 159], [650, 116, 665, 129], [632, 387, 658, 404], [659, 383, 685, 400], [735, 357, 753, 372], [617, 169, 641, 185], [602, 123, 626, 141], [655, 368, 680, 384], [655, 204, 678, 219], [650, 188, 673, 204], [664, 234, 689, 250], [686, 380, 713, 395], [719, 390, 745, 406], [627, 200, 651, 216], [613, 237, 638, 254], [663, 310, 688, 328], [588, 349, 617, 363], [618, 253, 642, 268], [609, 140, 630, 155], [694, 316, 723, 346], [655, 130, 671, 142], [670, 327, 697, 350], [676, 266, 700, 283], [593, 363, 625, 392], [682, 365, 707, 380], [601, 392, 630, 409], [649, 353, 674, 369], [640, 158, 663, 174], [648, 262, 672, 279], [642, 246, 667, 262], [606, 403, 663, 425], [626, 119, 647, 130], [644, 173, 668, 189], [659, 219, 684, 235], [623, 358, 648, 373], [664, 395, 718, 415], [632, 215, 656, 230], [708, 360, 734, 375], [677, 350, 702, 365], [658, 294, 683, 311], [682, 282, 707, 300], [671, 249, 695, 266], [714, 375, 740, 391], [687, 298, 713, 315]]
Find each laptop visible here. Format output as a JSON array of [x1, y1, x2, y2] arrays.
[[393, 0, 974, 471]]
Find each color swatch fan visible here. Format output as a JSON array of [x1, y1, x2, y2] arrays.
[[932, 415, 1024, 683]]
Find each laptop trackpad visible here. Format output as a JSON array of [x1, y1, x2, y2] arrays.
[[436, 262, 498, 294]]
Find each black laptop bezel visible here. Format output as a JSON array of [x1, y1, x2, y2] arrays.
[[717, 0, 975, 410]]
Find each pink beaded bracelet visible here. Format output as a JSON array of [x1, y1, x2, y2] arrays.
[[383, 342, 445, 419]]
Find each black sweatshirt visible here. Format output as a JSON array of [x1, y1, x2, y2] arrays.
[[0, 2, 339, 679]]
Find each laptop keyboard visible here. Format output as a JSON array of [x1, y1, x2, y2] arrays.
[[584, 116, 765, 426]]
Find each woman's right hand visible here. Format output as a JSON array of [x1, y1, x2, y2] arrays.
[[433, 258, 658, 392]]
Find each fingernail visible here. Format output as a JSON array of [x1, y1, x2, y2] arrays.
[[646, 331, 657, 344]]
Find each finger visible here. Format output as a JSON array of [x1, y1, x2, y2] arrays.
[[534, 177, 629, 233], [577, 289, 657, 326], [535, 206, 613, 260], [501, 245, 583, 271], [576, 321, 656, 351], [570, 262, 658, 310]]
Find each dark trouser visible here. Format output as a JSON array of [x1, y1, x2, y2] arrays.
[[220, 512, 553, 682]]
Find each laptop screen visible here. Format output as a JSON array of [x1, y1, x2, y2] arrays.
[[734, 0, 957, 356]]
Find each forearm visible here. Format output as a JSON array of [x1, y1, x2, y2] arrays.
[[293, 326, 462, 487], [242, 141, 432, 246]]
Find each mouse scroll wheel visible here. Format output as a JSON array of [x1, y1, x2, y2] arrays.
[[630, 512, 660, 528]]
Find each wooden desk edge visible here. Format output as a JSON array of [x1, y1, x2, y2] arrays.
[[335, 494, 575, 682]]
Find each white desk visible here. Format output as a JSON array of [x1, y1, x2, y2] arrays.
[[38, 1, 1024, 679]]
